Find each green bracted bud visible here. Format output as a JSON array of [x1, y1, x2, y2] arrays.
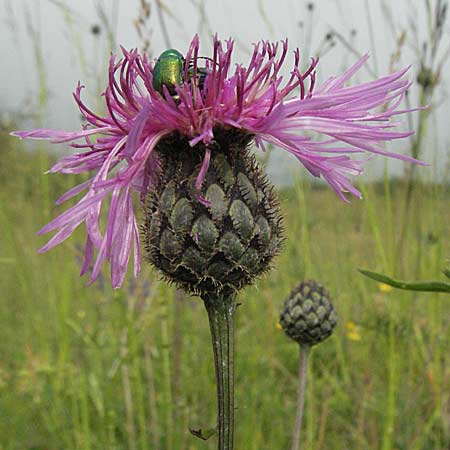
[[143, 127, 283, 299], [280, 280, 337, 346]]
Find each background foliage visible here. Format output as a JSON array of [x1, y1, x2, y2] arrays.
[[0, 1, 449, 449]]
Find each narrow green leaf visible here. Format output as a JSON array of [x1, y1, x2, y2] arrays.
[[358, 269, 450, 294]]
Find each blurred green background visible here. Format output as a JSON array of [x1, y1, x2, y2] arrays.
[[0, 1, 449, 449]]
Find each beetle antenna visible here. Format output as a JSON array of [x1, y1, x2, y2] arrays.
[[188, 56, 219, 68], [196, 56, 215, 63]]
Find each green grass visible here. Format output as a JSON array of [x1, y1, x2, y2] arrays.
[[0, 133, 449, 450]]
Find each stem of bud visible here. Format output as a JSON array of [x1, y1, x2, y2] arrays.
[[291, 344, 310, 450]]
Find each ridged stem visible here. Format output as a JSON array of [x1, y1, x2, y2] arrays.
[[204, 294, 235, 450], [291, 344, 310, 450]]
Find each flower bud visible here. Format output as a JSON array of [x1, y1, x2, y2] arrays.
[[280, 280, 337, 346]]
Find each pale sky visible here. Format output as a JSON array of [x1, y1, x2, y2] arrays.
[[1, 0, 449, 182]]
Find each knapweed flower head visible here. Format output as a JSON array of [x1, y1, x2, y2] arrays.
[[14, 34, 423, 288]]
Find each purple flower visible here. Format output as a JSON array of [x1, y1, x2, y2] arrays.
[[13, 35, 424, 288]]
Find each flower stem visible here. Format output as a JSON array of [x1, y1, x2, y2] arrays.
[[204, 294, 235, 450], [291, 344, 311, 450]]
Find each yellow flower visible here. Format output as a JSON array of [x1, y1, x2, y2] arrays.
[[276, 321, 282, 330], [378, 283, 393, 293], [346, 321, 361, 341]]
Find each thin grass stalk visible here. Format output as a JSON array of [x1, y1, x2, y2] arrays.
[[81, 372, 93, 450], [397, 91, 430, 261], [155, 0, 172, 49], [381, 301, 397, 450], [359, 181, 389, 271], [360, 179, 397, 450], [172, 289, 184, 406], [134, 0, 152, 53], [144, 342, 160, 448], [24, 3, 51, 221], [120, 328, 137, 450], [364, 0, 379, 76], [94, 0, 119, 54], [316, 395, 330, 450], [295, 178, 312, 275], [383, 163, 394, 269], [106, 410, 117, 448], [400, 0, 449, 255], [48, 0, 89, 77], [70, 368, 82, 449], [130, 315, 148, 450]]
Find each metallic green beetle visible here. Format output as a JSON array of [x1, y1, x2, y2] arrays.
[[152, 48, 209, 97], [152, 49, 185, 96]]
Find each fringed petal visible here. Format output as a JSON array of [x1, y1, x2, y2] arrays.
[[194, 146, 212, 207]]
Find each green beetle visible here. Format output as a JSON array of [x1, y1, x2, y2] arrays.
[[152, 49, 185, 96], [152, 48, 210, 98]]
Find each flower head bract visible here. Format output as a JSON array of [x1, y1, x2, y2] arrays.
[[13, 34, 424, 288]]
